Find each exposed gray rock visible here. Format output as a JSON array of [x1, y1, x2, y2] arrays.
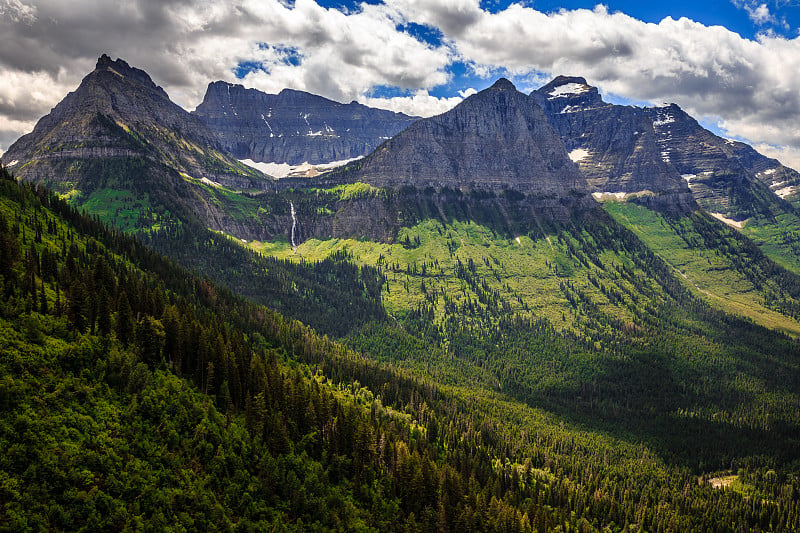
[[2, 55, 270, 191], [531, 76, 696, 213], [353, 78, 589, 203], [192, 81, 418, 165], [640, 103, 798, 219], [1, 55, 274, 233]]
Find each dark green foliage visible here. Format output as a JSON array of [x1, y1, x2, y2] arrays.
[[3, 164, 800, 532], [144, 224, 387, 338]]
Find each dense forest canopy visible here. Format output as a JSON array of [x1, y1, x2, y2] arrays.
[[2, 163, 800, 531]]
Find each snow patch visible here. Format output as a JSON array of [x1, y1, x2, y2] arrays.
[[776, 186, 797, 199], [559, 105, 583, 114], [592, 190, 655, 202], [239, 157, 363, 179], [653, 116, 675, 127], [681, 174, 696, 182], [6, 160, 19, 167], [568, 148, 589, 162], [759, 168, 777, 176], [592, 191, 628, 200], [709, 212, 746, 229], [548, 83, 589, 98]]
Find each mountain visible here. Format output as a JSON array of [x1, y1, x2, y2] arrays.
[[193, 81, 417, 165], [532, 75, 800, 219], [1, 55, 272, 232], [531, 76, 695, 212], [533, 75, 800, 276], [350, 78, 589, 202], [6, 165, 800, 532]]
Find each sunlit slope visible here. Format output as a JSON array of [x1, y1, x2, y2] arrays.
[[605, 202, 800, 336]]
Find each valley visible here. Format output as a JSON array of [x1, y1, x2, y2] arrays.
[[3, 54, 800, 531]]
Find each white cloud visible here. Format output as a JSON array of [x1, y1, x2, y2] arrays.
[[0, 0, 37, 24], [746, 3, 774, 25], [362, 88, 477, 117], [752, 143, 800, 172], [2, 0, 800, 170]]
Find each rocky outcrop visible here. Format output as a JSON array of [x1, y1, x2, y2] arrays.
[[192, 82, 417, 165], [532, 75, 800, 219], [640, 104, 798, 220], [351, 79, 590, 211], [1, 55, 274, 232], [711, 134, 800, 209], [531, 76, 695, 213]]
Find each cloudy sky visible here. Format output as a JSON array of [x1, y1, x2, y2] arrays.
[[3, 0, 800, 167]]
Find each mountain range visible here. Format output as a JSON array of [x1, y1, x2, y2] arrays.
[[193, 81, 417, 165], [3, 55, 800, 530]]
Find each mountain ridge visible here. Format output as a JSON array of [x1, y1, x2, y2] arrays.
[[1, 54, 274, 233], [193, 80, 418, 165], [350, 78, 589, 202]]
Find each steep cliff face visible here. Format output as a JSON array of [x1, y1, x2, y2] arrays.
[[711, 135, 800, 209], [192, 81, 417, 165], [641, 104, 797, 220], [532, 75, 800, 219], [353, 78, 589, 204], [1, 55, 273, 232], [531, 77, 695, 213]]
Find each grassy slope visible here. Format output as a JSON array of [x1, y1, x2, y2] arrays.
[[605, 202, 800, 337], [247, 217, 651, 335], [740, 213, 800, 274], [12, 176, 797, 531]]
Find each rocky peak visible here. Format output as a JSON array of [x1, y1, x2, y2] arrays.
[[489, 77, 516, 91], [531, 75, 695, 213], [1, 55, 269, 231], [193, 81, 418, 165], [532, 76, 606, 114], [350, 78, 588, 199], [92, 54, 170, 101]]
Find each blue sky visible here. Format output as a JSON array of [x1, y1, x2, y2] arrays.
[[300, 0, 800, 100], [3, 0, 800, 168]]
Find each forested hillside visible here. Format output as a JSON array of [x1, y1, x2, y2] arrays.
[[6, 164, 800, 531], [4, 164, 800, 531]]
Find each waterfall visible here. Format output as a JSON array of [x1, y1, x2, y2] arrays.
[[290, 201, 298, 250]]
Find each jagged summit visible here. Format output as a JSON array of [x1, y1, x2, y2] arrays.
[[531, 75, 697, 212], [1, 55, 270, 232], [193, 81, 417, 165], [532, 74, 800, 217], [92, 54, 170, 101], [532, 75, 606, 114], [350, 78, 588, 202], [489, 77, 516, 91]]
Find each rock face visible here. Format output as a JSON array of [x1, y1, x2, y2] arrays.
[[193, 82, 418, 165], [353, 78, 589, 201], [533, 75, 800, 218], [641, 104, 800, 217], [531, 76, 695, 213], [726, 141, 800, 207], [1, 55, 272, 231]]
